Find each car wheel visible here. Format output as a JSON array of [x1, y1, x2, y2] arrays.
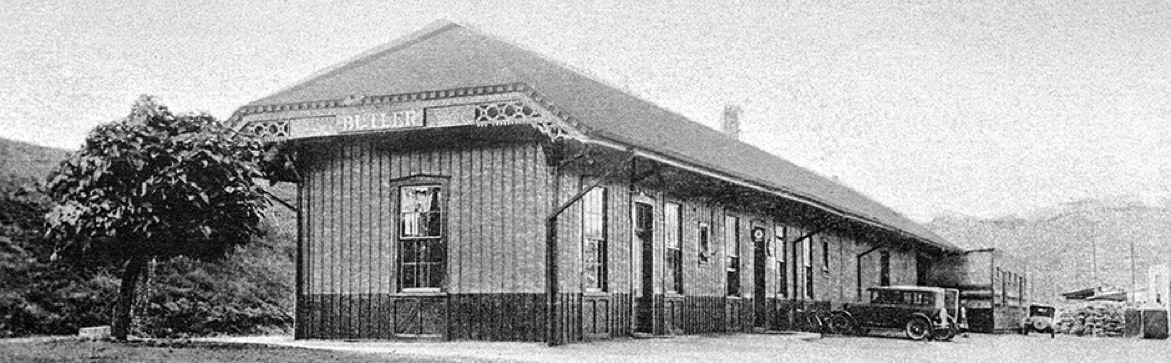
[[937, 321, 957, 342], [905, 318, 931, 341], [828, 314, 855, 335]]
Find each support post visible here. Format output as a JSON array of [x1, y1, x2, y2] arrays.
[[856, 244, 884, 301], [546, 150, 635, 346], [790, 220, 843, 302]]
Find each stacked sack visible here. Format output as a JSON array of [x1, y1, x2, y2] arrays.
[[1054, 301, 1126, 337]]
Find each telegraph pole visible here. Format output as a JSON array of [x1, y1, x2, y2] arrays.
[[1091, 220, 1098, 285], [1130, 238, 1136, 301]]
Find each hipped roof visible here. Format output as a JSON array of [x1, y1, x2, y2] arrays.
[[243, 21, 959, 252]]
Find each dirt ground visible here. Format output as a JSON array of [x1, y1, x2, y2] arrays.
[[3, 332, 1169, 363], [216, 332, 1171, 363]]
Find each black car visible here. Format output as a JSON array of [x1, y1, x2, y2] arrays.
[[830, 286, 959, 341], [1020, 304, 1056, 338]]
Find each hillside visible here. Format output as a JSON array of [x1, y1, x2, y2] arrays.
[[0, 136, 298, 337], [927, 197, 1171, 300], [0, 137, 71, 184]]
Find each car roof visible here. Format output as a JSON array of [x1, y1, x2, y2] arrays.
[[866, 285, 947, 293]]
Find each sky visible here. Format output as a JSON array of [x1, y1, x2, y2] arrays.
[[2, 0, 1168, 222]]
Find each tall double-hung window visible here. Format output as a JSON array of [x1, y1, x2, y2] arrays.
[[775, 225, 787, 297], [583, 188, 607, 291], [698, 222, 711, 265], [822, 236, 830, 271], [399, 184, 445, 291], [726, 215, 741, 296], [803, 235, 813, 299], [665, 202, 683, 293]]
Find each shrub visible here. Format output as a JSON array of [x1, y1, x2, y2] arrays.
[[0, 176, 117, 337], [137, 221, 294, 337], [1, 175, 295, 338]]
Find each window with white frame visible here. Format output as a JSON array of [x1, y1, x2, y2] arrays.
[[665, 202, 683, 293], [582, 188, 607, 291], [726, 215, 741, 296], [698, 222, 711, 265], [803, 235, 813, 299], [399, 184, 445, 291], [775, 225, 787, 297], [822, 236, 830, 271]]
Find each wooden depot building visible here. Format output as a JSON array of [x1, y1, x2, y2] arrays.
[[233, 21, 963, 344]]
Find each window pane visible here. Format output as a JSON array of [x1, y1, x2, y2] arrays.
[[426, 239, 445, 262], [670, 250, 683, 293], [401, 186, 442, 238], [584, 189, 605, 240], [401, 240, 419, 263], [402, 263, 418, 289], [583, 233, 604, 292], [778, 260, 787, 296], [822, 238, 829, 269], [665, 203, 680, 249], [725, 216, 739, 258], [698, 224, 710, 263], [803, 237, 812, 267], [427, 262, 443, 288], [775, 226, 785, 263]]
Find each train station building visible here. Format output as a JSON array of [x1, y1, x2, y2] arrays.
[[234, 21, 970, 343]]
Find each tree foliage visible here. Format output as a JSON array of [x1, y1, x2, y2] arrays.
[[45, 96, 269, 261], [44, 96, 271, 339]]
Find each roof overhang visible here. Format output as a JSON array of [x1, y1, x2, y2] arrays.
[[234, 82, 961, 254]]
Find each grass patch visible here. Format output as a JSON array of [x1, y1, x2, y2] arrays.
[[0, 338, 462, 363]]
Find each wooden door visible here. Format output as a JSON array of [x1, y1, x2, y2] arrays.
[[634, 202, 655, 333], [752, 225, 768, 329]]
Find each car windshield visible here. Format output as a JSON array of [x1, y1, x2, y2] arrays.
[[1030, 306, 1055, 317]]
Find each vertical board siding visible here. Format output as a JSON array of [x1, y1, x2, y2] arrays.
[[295, 136, 934, 341], [299, 139, 551, 339]]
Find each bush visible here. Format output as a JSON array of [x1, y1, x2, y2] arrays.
[[1, 176, 295, 338], [137, 221, 295, 337], [0, 176, 117, 337]]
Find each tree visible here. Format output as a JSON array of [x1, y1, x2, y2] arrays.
[[45, 96, 270, 340]]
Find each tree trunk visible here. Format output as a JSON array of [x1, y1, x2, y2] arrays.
[[112, 255, 146, 341]]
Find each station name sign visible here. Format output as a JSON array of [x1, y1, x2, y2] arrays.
[[266, 107, 426, 139], [336, 110, 422, 133]]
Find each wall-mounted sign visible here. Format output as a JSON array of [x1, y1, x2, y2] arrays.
[[336, 110, 422, 133], [274, 107, 424, 139]]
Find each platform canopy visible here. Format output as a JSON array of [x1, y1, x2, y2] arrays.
[[237, 20, 960, 253]]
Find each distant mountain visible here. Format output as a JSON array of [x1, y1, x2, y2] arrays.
[[927, 197, 1171, 299], [0, 137, 71, 184]]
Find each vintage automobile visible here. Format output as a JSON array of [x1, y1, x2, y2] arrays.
[[830, 286, 961, 341], [1019, 304, 1057, 338]]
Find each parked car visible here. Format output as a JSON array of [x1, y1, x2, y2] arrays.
[[1019, 304, 1056, 338], [830, 286, 960, 341]]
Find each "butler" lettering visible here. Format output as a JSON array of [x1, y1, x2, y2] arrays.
[[336, 110, 422, 132]]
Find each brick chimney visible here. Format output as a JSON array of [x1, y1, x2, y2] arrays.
[[722, 105, 742, 140]]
